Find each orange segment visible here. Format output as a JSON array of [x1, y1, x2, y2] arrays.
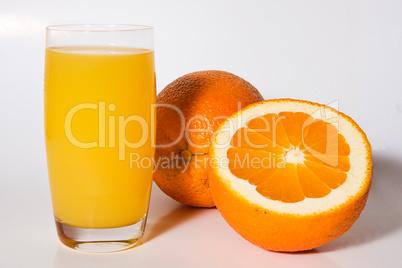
[[248, 168, 278, 186], [301, 120, 338, 154], [247, 113, 291, 148], [333, 134, 350, 156], [302, 136, 350, 156], [231, 127, 285, 154], [300, 120, 350, 156], [255, 163, 305, 203], [303, 120, 338, 144], [227, 147, 271, 180], [304, 160, 347, 189], [323, 141, 350, 156], [296, 163, 331, 198], [305, 154, 350, 172], [279, 112, 314, 147]]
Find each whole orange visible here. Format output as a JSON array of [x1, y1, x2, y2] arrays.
[[154, 70, 264, 207]]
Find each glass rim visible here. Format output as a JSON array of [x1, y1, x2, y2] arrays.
[[46, 24, 153, 32]]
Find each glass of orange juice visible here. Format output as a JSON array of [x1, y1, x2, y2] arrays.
[[44, 24, 155, 252]]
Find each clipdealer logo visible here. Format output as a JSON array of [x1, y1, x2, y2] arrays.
[[63, 100, 341, 171]]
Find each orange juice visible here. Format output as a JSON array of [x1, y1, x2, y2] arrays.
[[44, 47, 155, 228]]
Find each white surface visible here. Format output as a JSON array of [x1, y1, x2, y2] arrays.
[[1, 0, 402, 267]]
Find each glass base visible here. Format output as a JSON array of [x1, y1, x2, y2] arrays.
[[55, 216, 147, 253]]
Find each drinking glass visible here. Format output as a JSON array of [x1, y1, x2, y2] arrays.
[[44, 24, 155, 252]]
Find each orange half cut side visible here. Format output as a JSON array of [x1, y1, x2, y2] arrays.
[[227, 111, 350, 202]]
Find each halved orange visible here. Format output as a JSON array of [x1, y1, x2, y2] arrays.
[[209, 99, 372, 252]]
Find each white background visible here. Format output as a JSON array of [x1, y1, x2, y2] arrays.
[[1, 0, 402, 267]]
